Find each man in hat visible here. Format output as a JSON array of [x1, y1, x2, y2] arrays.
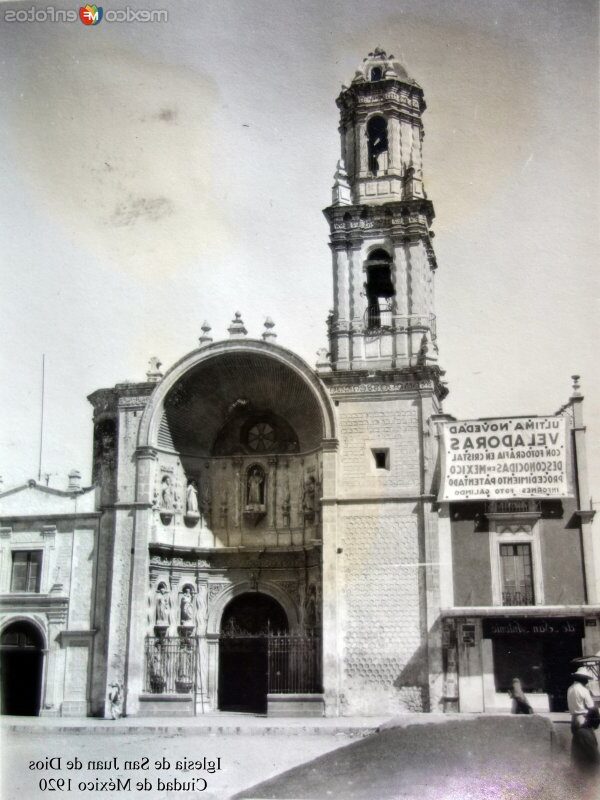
[[567, 666, 596, 730], [567, 666, 600, 775]]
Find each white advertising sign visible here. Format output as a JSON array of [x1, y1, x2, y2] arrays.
[[440, 416, 570, 501]]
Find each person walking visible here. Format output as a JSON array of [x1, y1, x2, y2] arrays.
[[509, 677, 534, 714]]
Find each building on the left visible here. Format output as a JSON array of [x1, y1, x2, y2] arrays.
[[0, 472, 101, 716]]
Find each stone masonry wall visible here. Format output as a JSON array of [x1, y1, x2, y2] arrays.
[[339, 505, 427, 714]]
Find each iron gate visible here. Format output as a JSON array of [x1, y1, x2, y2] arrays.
[[267, 633, 321, 693], [144, 633, 321, 696]]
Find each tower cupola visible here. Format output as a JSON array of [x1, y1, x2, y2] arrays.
[[336, 47, 427, 205], [322, 48, 439, 373]]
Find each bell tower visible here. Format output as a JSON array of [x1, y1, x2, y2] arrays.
[[323, 48, 439, 373], [319, 50, 447, 716]]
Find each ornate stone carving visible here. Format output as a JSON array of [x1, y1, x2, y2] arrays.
[[208, 582, 229, 603]]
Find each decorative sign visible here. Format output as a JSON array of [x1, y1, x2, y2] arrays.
[[440, 416, 570, 501], [482, 617, 583, 639]]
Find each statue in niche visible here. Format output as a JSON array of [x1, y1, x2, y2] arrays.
[[302, 475, 316, 514], [186, 480, 199, 515], [161, 476, 174, 510], [180, 587, 194, 627], [247, 467, 265, 506], [155, 584, 170, 626]]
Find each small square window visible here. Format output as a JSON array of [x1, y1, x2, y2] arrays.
[[372, 449, 390, 470]]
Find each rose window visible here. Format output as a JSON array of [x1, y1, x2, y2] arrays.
[[246, 422, 276, 452]]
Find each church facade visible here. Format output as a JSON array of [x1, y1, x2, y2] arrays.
[[1, 49, 597, 718]]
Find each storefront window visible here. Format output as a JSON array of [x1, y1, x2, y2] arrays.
[[492, 637, 545, 693], [500, 543, 534, 605]]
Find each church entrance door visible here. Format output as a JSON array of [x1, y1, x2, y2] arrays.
[[218, 593, 288, 713], [0, 621, 44, 716]]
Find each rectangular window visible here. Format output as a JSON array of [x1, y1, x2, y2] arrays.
[[500, 543, 534, 605], [10, 551, 42, 592]]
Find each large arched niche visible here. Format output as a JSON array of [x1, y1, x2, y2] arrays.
[[138, 340, 336, 457]]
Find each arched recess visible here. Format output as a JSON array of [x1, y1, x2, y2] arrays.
[[137, 340, 336, 458], [207, 580, 301, 636], [0, 616, 47, 716]]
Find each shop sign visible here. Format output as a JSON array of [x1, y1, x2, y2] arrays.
[[482, 617, 583, 638], [440, 416, 570, 501]]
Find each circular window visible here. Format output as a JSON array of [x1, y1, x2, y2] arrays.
[[246, 422, 276, 452]]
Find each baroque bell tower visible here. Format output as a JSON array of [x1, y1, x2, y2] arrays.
[[322, 47, 439, 373], [319, 50, 447, 716]]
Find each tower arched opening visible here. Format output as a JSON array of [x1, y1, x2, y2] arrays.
[[365, 249, 395, 329], [367, 115, 388, 175]]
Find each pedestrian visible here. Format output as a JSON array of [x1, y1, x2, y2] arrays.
[[567, 666, 599, 772], [108, 682, 122, 720], [509, 677, 534, 714]]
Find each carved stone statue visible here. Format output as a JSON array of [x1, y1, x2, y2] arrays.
[[161, 476, 174, 510], [302, 475, 316, 513], [247, 468, 264, 506], [155, 584, 170, 625], [186, 481, 199, 515], [180, 587, 194, 627]]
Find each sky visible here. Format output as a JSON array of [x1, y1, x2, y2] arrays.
[[0, 0, 598, 509]]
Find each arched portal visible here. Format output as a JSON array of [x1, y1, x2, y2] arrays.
[[0, 621, 45, 716], [218, 592, 288, 713]]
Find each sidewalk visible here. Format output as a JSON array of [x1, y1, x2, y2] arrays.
[[0, 712, 390, 737], [1, 710, 572, 736]]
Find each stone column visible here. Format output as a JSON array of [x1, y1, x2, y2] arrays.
[[349, 245, 365, 368], [387, 113, 401, 172], [195, 580, 209, 710], [320, 438, 340, 716], [437, 504, 455, 609], [570, 384, 598, 604]]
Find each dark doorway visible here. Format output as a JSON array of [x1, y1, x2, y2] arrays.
[[218, 593, 288, 713], [0, 621, 44, 716]]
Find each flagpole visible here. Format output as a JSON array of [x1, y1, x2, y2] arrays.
[[38, 354, 45, 482]]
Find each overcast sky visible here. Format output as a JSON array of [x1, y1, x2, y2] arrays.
[[0, 0, 598, 506]]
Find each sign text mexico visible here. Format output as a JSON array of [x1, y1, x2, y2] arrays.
[[440, 416, 570, 501]]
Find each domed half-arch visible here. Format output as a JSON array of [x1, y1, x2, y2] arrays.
[[137, 340, 336, 455]]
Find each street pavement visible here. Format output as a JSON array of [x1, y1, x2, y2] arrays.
[[1, 714, 597, 800], [0, 727, 357, 800]]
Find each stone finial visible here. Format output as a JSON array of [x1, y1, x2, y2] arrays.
[[146, 357, 163, 383], [199, 320, 213, 347], [262, 317, 277, 343], [68, 469, 82, 492], [332, 159, 351, 206], [316, 348, 331, 373], [228, 312, 247, 339], [571, 374, 582, 397]]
